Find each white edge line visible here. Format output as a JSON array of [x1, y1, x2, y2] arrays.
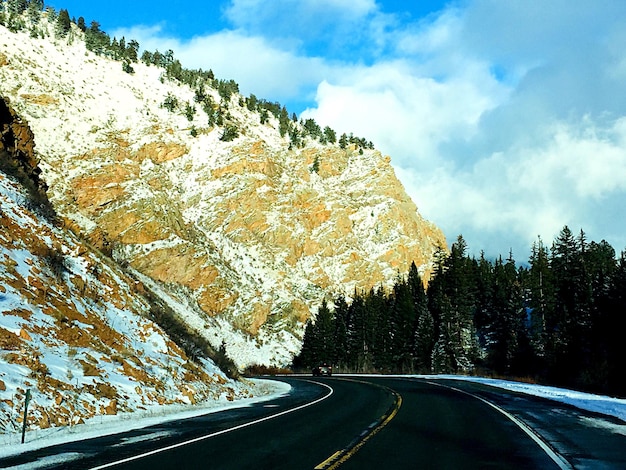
[[88, 380, 334, 470], [424, 380, 573, 470]]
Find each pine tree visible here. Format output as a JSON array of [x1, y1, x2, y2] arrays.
[[76, 16, 86, 32], [370, 287, 392, 371], [485, 253, 528, 375], [332, 295, 350, 369], [127, 39, 139, 62], [220, 125, 239, 142], [389, 278, 416, 372], [576, 238, 616, 390], [27, 0, 42, 24], [414, 307, 435, 372], [45, 6, 57, 23], [246, 93, 258, 112], [339, 133, 348, 149], [548, 226, 588, 385], [606, 251, 626, 394], [85, 21, 110, 55], [442, 235, 479, 372], [316, 300, 336, 365], [278, 106, 290, 137], [31, 0, 45, 10], [323, 126, 337, 144], [431, 294, 456, 373], [527, 237, 553, 358], [295, 320, 318, 369], [302, 118, 321, 140], [407, 262, 434, 372], [55, 9, 71, 38], [295, 300, 335, 368], [7, 0, 27, 15]]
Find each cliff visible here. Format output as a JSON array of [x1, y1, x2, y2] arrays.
[[0, 15, 446, 367], [0, 127, 255, 432]]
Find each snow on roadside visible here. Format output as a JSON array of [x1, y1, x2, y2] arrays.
[[432, 375, 626, 422], [0, 378, 290, 459], [334, 374, 626, 423], [0, 169, 281, 446]]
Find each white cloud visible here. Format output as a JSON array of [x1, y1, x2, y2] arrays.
[[223, 0, 398, 60], [302, 1, 626, 257], [112, 25, 330, 101], [115, 0, 626, 258], [397, 116, 626, 257], [302, 60, 506, 170]]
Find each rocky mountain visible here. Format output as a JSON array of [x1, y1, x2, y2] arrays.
[[0, 11, 446, 368], [1, 96, 260, 434]]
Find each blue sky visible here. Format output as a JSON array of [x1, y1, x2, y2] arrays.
[[46, 0, 626, 260]]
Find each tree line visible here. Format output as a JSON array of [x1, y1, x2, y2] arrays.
[[2, 1, 376, 154], [294, 226, 626, 397]]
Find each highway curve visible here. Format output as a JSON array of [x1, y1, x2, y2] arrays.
[[332, 376, 626, 469], [338, 377, 561, 469], [3, 376, 625, 469], [0, 377, 395, 470]]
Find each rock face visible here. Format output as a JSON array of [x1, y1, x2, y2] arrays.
[[0, 19, 446, 366], [1, 165, 254, 432], [0, 97, 48, 202]]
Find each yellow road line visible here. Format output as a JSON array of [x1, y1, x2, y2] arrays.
[[315, 378, 402, 470], [315, 451, 343, 470]]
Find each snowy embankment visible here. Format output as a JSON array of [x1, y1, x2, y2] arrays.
[[0, 378, 290, 459], [437, 375, 626, 423]]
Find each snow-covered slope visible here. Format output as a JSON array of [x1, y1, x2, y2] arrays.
[[0, 12, 446, 367], [0, 169, 259, 433]]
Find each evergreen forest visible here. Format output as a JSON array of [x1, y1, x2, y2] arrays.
[[294, 226, 626, 397]]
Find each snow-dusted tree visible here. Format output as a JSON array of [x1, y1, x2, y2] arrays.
[[219, 124, 239, 142], [338, 133, 348, 149], [323, 126, 337, 144], [527, 237, 553, 356], [76, 16, 85, 32], [7, 0, 27, 15], [84, 21, 110, 55], [278, 106, 290, 137], [26, 0, 42, 24], [54, 8, 70, 38]]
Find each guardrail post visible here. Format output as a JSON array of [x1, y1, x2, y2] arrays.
[[21, 389, 31, 444]]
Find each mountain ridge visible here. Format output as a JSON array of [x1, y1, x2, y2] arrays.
[[0, 10, 446, 369]]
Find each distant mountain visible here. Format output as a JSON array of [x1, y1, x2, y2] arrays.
[[0, 9, 445, 372]]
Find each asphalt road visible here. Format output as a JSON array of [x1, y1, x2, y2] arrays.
[[339, 377, 562, 469], [3, 376, 625, 469]]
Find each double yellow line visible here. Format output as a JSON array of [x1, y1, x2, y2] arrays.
[[315, 378, 403, 469]]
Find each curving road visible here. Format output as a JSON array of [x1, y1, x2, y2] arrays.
[[3, 376, 625, 469]]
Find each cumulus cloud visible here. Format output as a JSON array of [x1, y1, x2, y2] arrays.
[[225, 0, 379, 31], [223, 0, 400, 60], [407, 117, 626, 258], [303, 1, 626, 257], [112, 25, 331, 102], [224, 0, 379, 40], [115, 0, 626, 258], [302, 61, 506, 170]]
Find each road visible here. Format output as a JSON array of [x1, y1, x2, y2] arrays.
[[2, 376, 625, 469]]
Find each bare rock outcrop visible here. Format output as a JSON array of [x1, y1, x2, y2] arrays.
[[0, 96, 48, 201]]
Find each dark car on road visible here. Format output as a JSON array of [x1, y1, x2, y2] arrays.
[[312, 364, 332, 376]]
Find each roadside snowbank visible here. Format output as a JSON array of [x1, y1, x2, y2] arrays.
[[0, 378, 290, 459]]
